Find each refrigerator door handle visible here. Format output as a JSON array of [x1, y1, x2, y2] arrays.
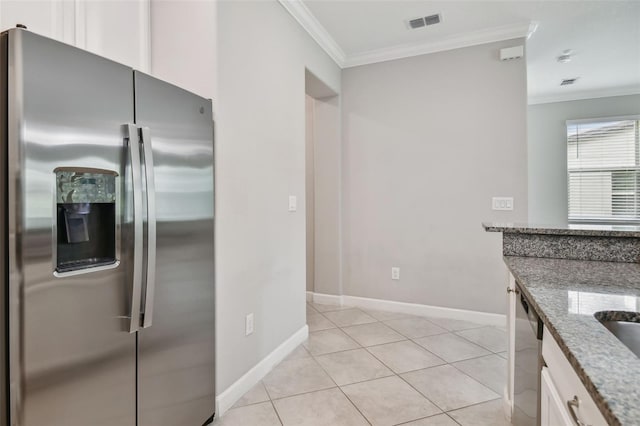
[[126, 124, 144, 333], [140, 126, 157, 328]]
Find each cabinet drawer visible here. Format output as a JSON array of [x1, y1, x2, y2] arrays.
[[542, 327, 607, 426], [541, 367, 572, 426]]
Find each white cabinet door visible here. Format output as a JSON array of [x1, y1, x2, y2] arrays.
[[0, 0, 74, 43], [1, 0, 149, 70], [541, 367, 572, 426], [542, 327, 608, 426], [506, 271, 517, 420], [76, 0, 150, 71], [149, 0, 216, 99]]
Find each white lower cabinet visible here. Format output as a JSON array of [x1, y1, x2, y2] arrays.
[[541, 367, 573, 426], [506, 271, 517, 421], [542, 327, 607, 426]]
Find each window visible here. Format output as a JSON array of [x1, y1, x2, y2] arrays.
[[567, 117, 640, 223]]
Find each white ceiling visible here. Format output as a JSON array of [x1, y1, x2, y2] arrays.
[[284, 0, 640, 103]]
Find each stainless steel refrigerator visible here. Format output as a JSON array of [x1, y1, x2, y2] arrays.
[[0, 28, 215, 426]]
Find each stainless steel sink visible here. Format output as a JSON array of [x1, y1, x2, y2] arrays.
[[595, 311, 640, 358]]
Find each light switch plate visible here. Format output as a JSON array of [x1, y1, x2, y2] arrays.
[[288, 195, 297, 212], [245, 313, 254, 336], [492, 197, 514, 211], [391, 267, 400, 280]]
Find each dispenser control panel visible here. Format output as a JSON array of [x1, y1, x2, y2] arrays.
[[55, 168, 117, 273]]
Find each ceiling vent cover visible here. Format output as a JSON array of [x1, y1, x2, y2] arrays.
[[407, 14, 441, 30], [408, 17, 425, 29], [561, 78, 578, 86], [424, 14, 441, 26]]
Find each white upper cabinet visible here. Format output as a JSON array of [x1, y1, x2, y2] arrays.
[[150, 0, 216, 99], [1, 0, 214, 99], [0, 0, 74, 43], [77, 0, 149, 72], [0, 0, 149, 71]]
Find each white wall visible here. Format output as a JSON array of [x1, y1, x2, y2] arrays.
[[528, 94, 640, 224], [216, 0, 340, 393], [341, 39, 528, 315]]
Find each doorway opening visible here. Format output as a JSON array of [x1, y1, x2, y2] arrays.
[[304, 69, 341, 302]]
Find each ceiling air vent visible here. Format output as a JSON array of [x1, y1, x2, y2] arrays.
[[424, 14, 441, 26], [408, 17, 425, 29], [407, 14, 441, 30], [560, 78, 578, 86]]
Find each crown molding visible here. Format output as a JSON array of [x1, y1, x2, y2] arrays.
[[342, 21, 537, 68], [528, 85, 640, 105], [278, 0, 346, 67], [279, 2, 537, 70]]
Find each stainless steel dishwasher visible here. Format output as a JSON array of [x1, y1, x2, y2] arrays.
[[513, 282, 544, 426]]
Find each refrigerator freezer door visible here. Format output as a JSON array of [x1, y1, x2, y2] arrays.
[[134, 72, 215, 426], [1, 31, 8, 426], [6, 30, 137, 426]]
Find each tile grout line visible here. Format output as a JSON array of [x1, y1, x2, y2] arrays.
[[270, 305, 505, 424], [323, 312, 505, 417], [362, 344, 447, 375], [265, 355, 337, 402], [310, 311, 504, 366], [409, 333, 500, 359], [307, 342, 374, 426], [448, 369, 505, 395], [325, 329, 450, 422], [394, 363, 503, 416], [392, 364, 450, 415], [268, 398, 285, 426], [231, 305, 505, 421], [396, 361, 502, 412], [335, 385, 374, 426], [445, 395, 503, 415], [309, 310, 447, 425], [309, 314, 504, 377], [452, 327, 508, 354], [392, 412, 463, 426]]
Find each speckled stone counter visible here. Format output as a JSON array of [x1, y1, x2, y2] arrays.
[[483, 223, 640, 262], [505, 256, 640, 426], [483, 222, 640, 238]]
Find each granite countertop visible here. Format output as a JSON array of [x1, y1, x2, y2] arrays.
[[505, 256, 640, 425], [483, 222, 640, 238]]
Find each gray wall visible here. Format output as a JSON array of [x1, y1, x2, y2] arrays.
[[312, 95, 342, 296], [528, 94, 640, 224], [216, 0, 340, 393], [305, 95, 315, 292], [341, 39, 528, 315]]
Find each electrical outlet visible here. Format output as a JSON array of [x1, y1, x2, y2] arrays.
[[492, 197, 514, 211], [288, 195, 297, 212], [391, 267, 400, 280], [245, 313, 254, 336]]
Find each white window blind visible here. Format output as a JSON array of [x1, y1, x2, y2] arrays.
[[567, 117, 640, 223]]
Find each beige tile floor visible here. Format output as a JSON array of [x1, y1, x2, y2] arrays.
[[214, 303, 509, 426]]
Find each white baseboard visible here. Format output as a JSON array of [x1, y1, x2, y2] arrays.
[[215, 325, 309, 417], [305, 291, 505, 327], [341, 294, 506, 327], [502, 388, 512, 422], [306, 291, 314, 302], [310, 292, 344, 306]]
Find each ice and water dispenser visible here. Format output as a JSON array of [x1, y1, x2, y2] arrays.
[[55, 169, 117, 273]]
